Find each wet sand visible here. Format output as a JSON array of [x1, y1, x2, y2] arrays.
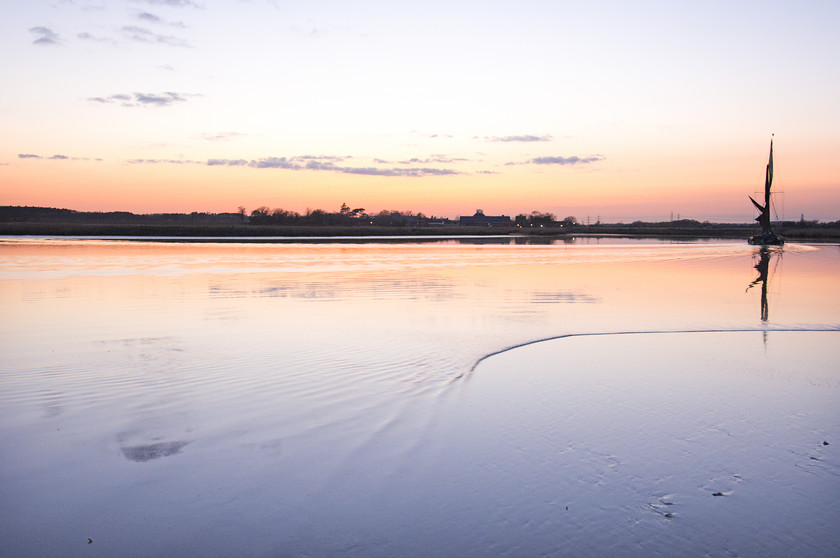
[[6, 331, 834, 557], [413, 331, 840, 556]]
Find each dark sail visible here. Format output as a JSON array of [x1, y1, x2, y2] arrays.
[[749, 139, 773, 230], [749, 194, 768, 228], [748, 138, 783, 245]]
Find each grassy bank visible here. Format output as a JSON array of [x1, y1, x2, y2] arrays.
[[3, 221, 839, 242]]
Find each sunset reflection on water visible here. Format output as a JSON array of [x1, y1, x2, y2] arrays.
[[1, 238, 838, 556]]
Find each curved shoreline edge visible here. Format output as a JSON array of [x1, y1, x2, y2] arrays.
[[461, 327, 840, 380]]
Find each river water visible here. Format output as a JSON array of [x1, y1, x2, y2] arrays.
[[1, 237, 838, 556]]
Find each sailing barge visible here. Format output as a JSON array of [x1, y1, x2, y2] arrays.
[[748, 138, 784, 246]]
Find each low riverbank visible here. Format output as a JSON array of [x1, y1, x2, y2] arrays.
[[2, 221, 839, 242]]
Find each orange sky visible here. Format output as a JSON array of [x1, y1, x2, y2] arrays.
[[2, 1, 838, 222]]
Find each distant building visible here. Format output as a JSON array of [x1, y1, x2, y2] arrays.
[[459, 209, 512, 227]]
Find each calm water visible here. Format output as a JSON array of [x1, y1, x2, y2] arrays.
[[1, 237, 838, 556]]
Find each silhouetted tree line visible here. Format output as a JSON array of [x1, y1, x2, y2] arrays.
[[514, 212, 578, 228], [248, 203, 429, 227], [248, 206, 584, 228], [0, 206, 241, 225], [4, 206, 839, 237]]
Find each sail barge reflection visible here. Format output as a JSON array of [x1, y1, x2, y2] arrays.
[[747, 247, 783, 323]]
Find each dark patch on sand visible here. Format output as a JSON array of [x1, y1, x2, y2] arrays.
[[121, 441, 190, 462]]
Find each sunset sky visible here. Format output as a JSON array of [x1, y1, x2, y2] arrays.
[[2, 0, 838, 222]]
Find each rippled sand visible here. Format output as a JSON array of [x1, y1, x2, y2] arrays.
[[421, 331, 840, 556]]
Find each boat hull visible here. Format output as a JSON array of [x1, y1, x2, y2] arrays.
[[748, 232, 784, 246]]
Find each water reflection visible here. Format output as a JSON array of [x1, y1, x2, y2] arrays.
[[746, 247, 781, 322], [2, 239, 839, 557]]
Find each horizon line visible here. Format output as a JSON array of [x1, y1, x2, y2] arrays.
[[2, 204, 836, 226]]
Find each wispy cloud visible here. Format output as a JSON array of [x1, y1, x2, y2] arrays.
[[29, 27, 61, 46], [76, 11, 187, 47], [397, 155, 469, 165], [88, 92, 198, 107], [199, 132, 247, 142], [88, 93, 130, 104], [137, 11, 187, 28], [257, 156, 459, 176], [17, 153, 94, 161], [67, 1, 108, 12], [411, 131, 455, 140], [336, 166, 458, 177], [136, 92, 193, 105], [77, 32, 118, 45], [207, 158, 248, 166], [488, 135, 553, 143], [131, 154, 460, 177], [527, 155, 604, 165], [138, 12, 163, 24], [120, 25, 191, 47], [133, 0, 202, 7]]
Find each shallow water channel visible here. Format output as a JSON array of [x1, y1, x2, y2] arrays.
[[1, 237, 838, 556]]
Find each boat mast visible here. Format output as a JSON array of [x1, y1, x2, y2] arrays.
[[749, 136, 774, 236], [747, 135, 783, 245], [763, 136, 774, 235]]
